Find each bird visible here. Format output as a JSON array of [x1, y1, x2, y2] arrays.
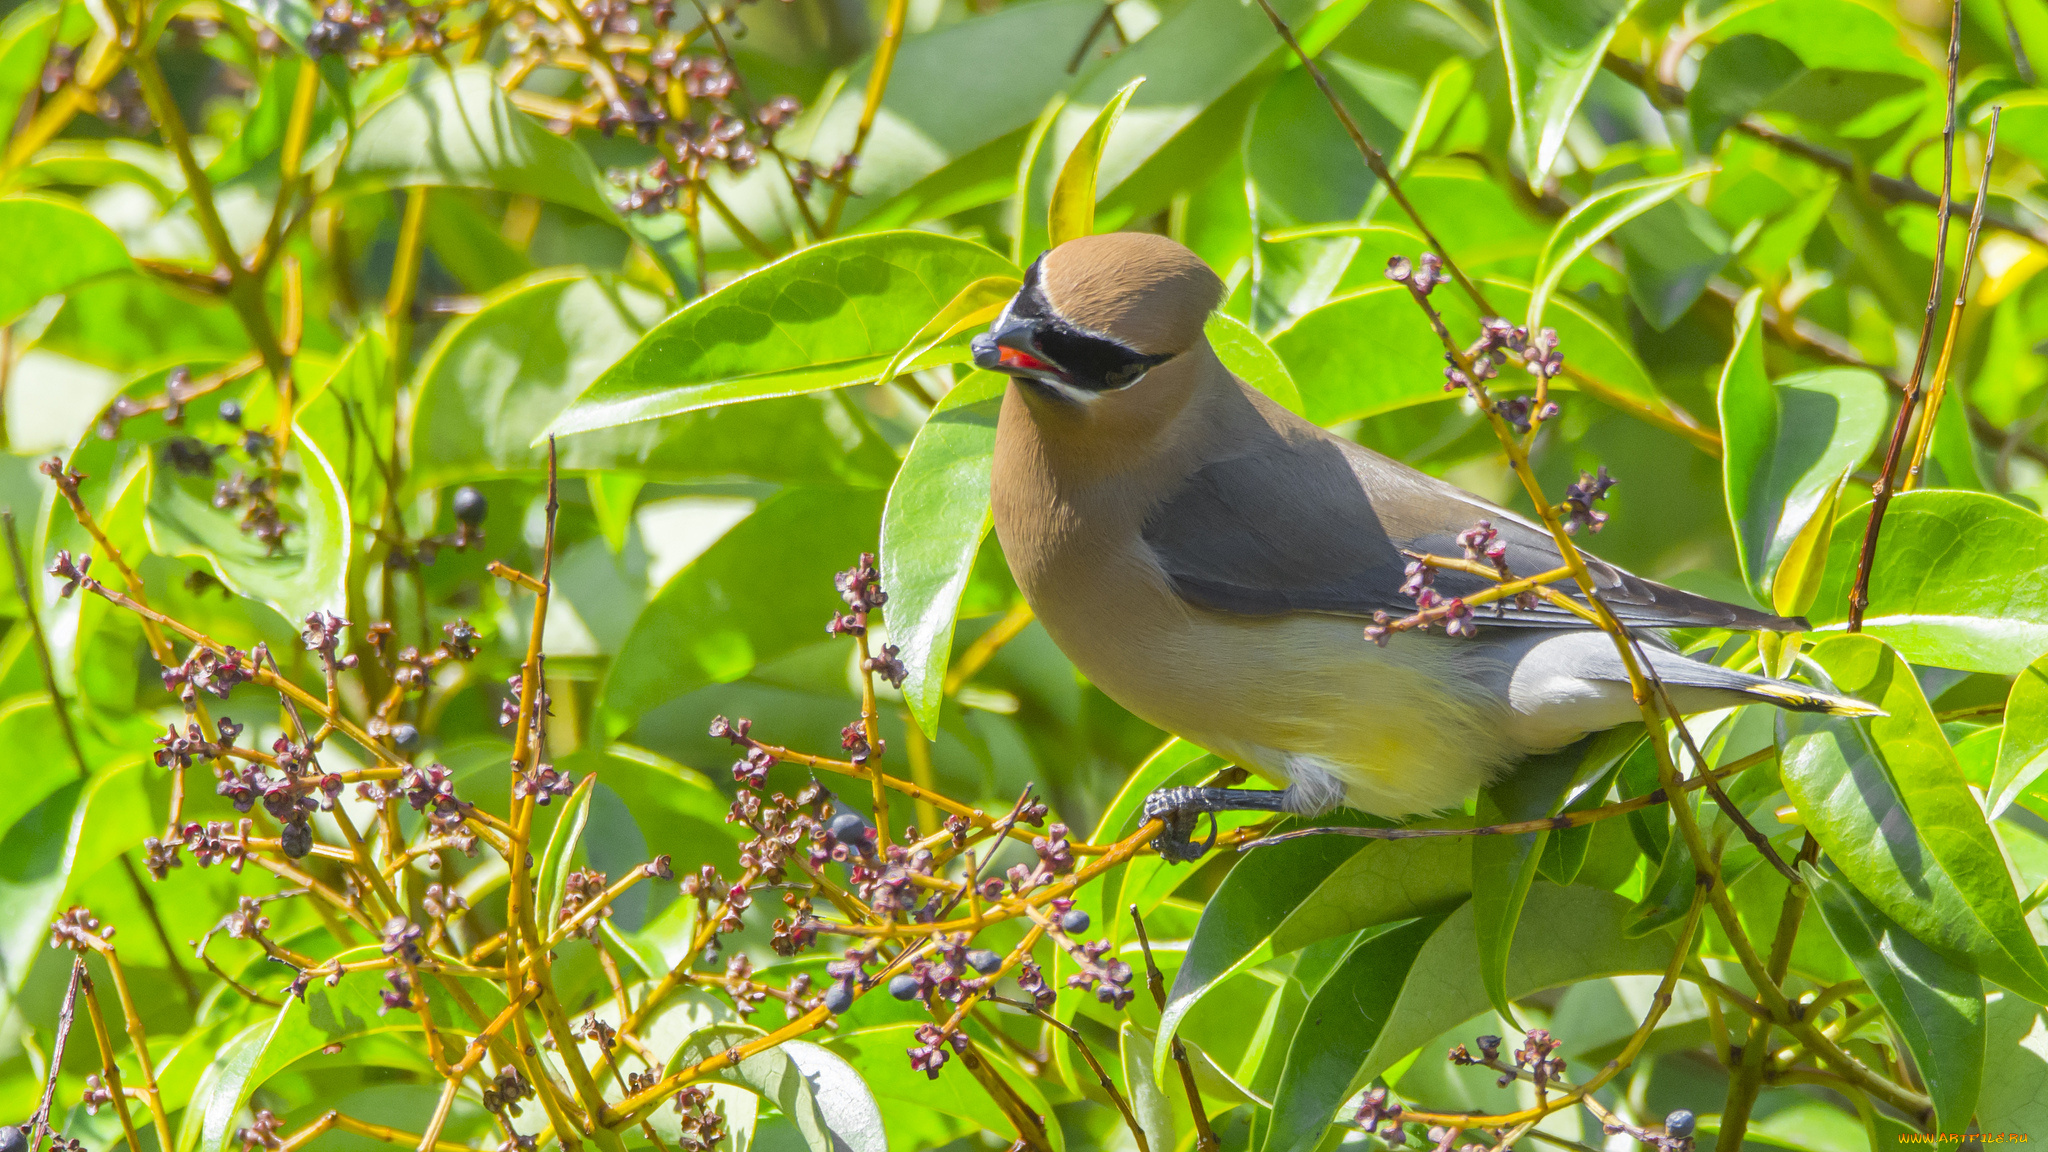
[[969, 231, 1875, 861]]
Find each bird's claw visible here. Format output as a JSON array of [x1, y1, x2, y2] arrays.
[[1143, 787, 1219, 863]]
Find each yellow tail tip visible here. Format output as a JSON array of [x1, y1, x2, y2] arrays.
[[1824, 698, 1887, 718], [1751, 682, 1886, 717]]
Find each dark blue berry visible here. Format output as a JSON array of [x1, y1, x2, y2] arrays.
[[217, 399, 243, 425], [1060, 909, 1090, 933], [888, 974, 922, 1001], [822, 978, 856, 1015], [964, 949, 1002, 974], [451, 486, 488, 526], [0, 1127, 25, 1152], [390, 723, 419, 750], [828, 811, 872, 847], [280, 818, 312, 859], [1664, 1110, 1695, 1139]]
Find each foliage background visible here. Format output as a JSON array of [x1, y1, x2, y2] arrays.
[[1, 0, 2048, 1146]]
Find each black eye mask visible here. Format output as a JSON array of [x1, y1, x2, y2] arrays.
[[982, 256, 1174, 393]]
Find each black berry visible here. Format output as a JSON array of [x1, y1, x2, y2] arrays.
[[280, 818, 312, 859], [964, 949, 1002, 975], [888, 973, 922, 1000], [1664, 1110, 1695, 1139], [217, 399, 243, 425], [0, 1127, 24, 1152], [1060, 909, 1090, 933], [822, 977, 855, 1014], [827, 811, 871, 847], [451, 486, 488, 526]]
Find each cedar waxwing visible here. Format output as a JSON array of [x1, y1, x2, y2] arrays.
[[971, 232, 1872, 860]]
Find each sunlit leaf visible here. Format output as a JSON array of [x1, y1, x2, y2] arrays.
[[1806, 863, 1983, 1134], [1809, 492, 2048, 674], [1527, 167, 1713, 336], [1048, 78, 1145, 248], [1688, 34, 1808, 152], [550, 232, 1018, 436], [1206, 312, 1304, 414], [666, 1023, 886, 1152], [1991, 651, 2048, 819], [1496, 0, 1643, 191], [0, 194, 133, 326], [1472, 740, 1583, 1026], [1783, 635, 2048, 1003], [881, 372, 1002, 739]]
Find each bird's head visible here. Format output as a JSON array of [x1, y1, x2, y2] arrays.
[[972, 232, 1224, 407]]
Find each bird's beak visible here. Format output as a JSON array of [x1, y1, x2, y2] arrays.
[[972, 315, 1073, 392]]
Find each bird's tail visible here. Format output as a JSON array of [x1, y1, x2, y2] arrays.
[[1733, 676, 1884, 718]]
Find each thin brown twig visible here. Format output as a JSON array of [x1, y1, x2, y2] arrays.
[[1129, 906, 1217, 1152], [1850, 0, 1963, 632], [1906, 107, 2002, 489], [27, 956, 84, 1152]]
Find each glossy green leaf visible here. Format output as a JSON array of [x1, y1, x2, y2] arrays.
[[874, 276, 1016, 384], [0, 1, 95, 137], [1120, 1020, 1177, 1152], [1616, 195, 1734, 330], [1266, 831, 1471, 957], [1158, 815, 1386, 1062], [1527, 167, 1713, 336], [881, 372, 1002, 739], [333, 65, 615, 218], [1977, 993, 2048, 1133], [0, 759, 150, 1001], [1809, 491, 2048, 674], [550, 232, 1018, 436], [1805, 863, 1984, 1133], [1048, 78, 1144, 248], [664, 1023, 885, 1152], [1264, 884, 1678, 1152], [0, 194, 133, 326], [536, 774, 595, 934], [1279, 277, 1661, 425], [829, 1022, 1058, 1151], [1991, 651, 2048, 818], [411, 270, 897, 490], [183, 945, 438, 1152], [1783, 635, 2048, 1002], [144, 421, 352, 623], [1495, 0, 1643, 191], [1718, 291, 1887, 594], [1688, 34, 1808, 152], [1206, 313, 1304, 414], [1472, 740, 1584, 1025], [602, 488, 885, 723]]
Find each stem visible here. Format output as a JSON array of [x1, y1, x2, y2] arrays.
[[1849, 0, 1962, 632], [1905, 108, 2001, 490], [1130, 906, 1217, 1152], [27, 957, 84, 1152], [821, 0, 910, 235], [79, 970, 146, 1152]]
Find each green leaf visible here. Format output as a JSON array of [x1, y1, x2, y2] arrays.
[[410, 270, 898, 490], [1783, 635, 2048, 1003], [1279, 277, 1662, 425], [0, 1, 96, 139], [1615, 195, 1734, 331], [1718, 291, 1887, 593], [1992, 651, 2048, 818], [666, 1024, 885, 1152], [1263, 914, 1444, 1152], [1158, 815, 1386, 1061], [1266, 831, 1472, 957], [1205, 313, 1304, 414], [0, 759, 151, 1001], [1495, 0, 1643, 191], [1527, 167, 1714, 336], [829, 1022, 1055, 1151], [1977, 993, 2048, 1133], [182, 945, 436, 1152], [549, 232, 1018, 436], [1048, 78, 1145, 248], [1262, 884, 1677, 1152], [1119, 1021, 1177, 1152], [536, 774, 596, 934], [144, 421, 353, 623], [0, 194, 133, 326], [1688, 34, 1808, 152], [880, 372, 1002, 739], [1805, 863, 1984, 1134], [1472, 740, 1585, 1026], [1808, 491, 2048, 674], [602, 488, 885, 723], [332, 65, 616, 219]]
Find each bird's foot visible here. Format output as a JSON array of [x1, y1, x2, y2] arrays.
[[1143, 787, 1222, 863]]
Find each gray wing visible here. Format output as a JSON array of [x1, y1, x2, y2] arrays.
[[1141, 429, 1802, 633]]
